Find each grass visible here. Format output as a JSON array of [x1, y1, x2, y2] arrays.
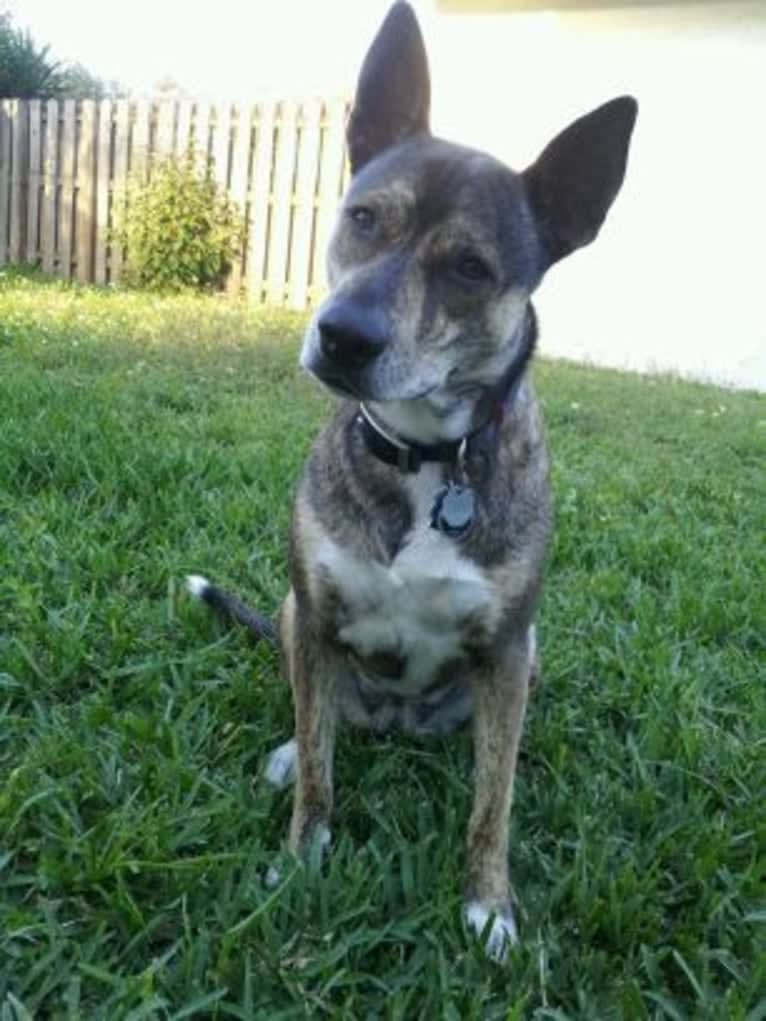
[[0, 267, 764, 1019]]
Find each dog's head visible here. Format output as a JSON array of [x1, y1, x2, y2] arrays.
[[302, 2, 637, 443]]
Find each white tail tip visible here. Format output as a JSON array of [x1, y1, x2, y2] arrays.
[[185, 574, 211, 599]]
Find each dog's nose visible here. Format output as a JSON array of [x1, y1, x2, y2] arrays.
[[318, 304, 388, 369]]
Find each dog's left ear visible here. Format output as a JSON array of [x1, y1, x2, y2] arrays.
[[524, 96, 638, 270], [347, 2, 431, 175]]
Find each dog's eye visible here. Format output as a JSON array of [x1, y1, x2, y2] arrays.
[[348, 205, 377, 233], [455, 254, 493, 283]]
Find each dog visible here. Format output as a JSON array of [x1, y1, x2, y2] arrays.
[[188, 2, 637, 961]]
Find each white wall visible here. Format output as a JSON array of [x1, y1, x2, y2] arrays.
[[422, 1, 766, 391]]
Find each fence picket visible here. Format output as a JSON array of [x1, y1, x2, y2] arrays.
[[109, 100, 130, 281], [211, 103, 231, 190], [0, 101, 11, 264], [76, 101, 96, 282], [193, 103, 211, 171], [155, 101, 176, 160], [267, 100, 298, 306], [26, 100, 42, 265], [94, 101, 111, 284], [40, 100, 58, 273], [58, 100, 76, 279], [246, 101, 276, 303], [9, 100, 26, 262], [132, 101, 150, 182], [312, 97, 347, 302], [288, 98, 322, 310], [226, 104, 253, 296], [176, 101, 193, 159]]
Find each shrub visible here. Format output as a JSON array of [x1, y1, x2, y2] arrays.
[[112, 154, 243, 292]]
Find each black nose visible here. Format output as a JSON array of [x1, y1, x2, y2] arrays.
[[318, 302, 388, 369]]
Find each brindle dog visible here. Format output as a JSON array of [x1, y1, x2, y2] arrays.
[[189, 2, 637, 960]]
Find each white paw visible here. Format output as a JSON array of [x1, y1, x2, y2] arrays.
[[264, 864, 282, 889], [464, 900, 519, 962], [264, 739, 297, 788], [264, 825, 331, 890]]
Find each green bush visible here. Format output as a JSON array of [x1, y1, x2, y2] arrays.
[[112, 154, 243, 292]]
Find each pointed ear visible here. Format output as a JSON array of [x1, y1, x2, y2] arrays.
[[347, 2, 431, 175], [523, 96, 638, 269]]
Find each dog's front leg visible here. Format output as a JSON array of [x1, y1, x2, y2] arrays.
[[286, 601, 338, 858], [464, 629, 533, 961]]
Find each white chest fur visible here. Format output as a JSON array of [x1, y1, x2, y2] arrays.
[[314, 466, 499, 694]]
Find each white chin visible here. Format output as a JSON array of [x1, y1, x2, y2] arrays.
[[367, 395, 473, 445]]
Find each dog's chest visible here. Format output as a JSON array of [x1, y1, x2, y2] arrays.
[[315, 467, 498, 696]]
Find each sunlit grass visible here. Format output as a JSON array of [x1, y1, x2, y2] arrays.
[[1, 270, 764, 1018]]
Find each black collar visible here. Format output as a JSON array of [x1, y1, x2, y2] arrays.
[[356, 309, 536, 475], [357, 403, 466, 473]]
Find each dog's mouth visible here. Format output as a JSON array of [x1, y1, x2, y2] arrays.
[[310, 364, 364, 400], [308, 355, 439, 405], [329, 378, 439, 404], [302, 323, 447, 405]]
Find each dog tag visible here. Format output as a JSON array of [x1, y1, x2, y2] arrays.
[[430, 483, 475, 539]]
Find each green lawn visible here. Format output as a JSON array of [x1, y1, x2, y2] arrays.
[[1, 269, 764, 1019]]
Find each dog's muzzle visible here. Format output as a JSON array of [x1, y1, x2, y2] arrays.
[[316, 299, 389, 378]]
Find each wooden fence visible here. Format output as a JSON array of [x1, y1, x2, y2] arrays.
[[0, 97, 351, 306]]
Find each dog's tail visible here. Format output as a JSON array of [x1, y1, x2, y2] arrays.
[[185, 575, 277, 645]]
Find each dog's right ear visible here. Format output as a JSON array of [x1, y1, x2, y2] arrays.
[[347, 2, 431, 175]]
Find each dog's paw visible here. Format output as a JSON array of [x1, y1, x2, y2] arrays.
[[464, 900, 519, 962], [264, 739, 297, 788], [264, 863, 284, 889], [264, 824, 331, 889]]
